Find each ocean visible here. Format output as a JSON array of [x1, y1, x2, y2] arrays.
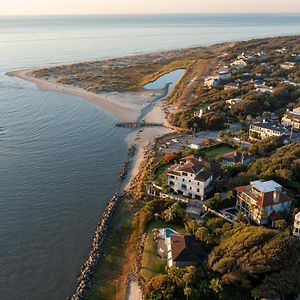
[[0, 14, 299, 300]]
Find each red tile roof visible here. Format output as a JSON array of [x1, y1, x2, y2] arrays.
[[170, 235, 207, 263]]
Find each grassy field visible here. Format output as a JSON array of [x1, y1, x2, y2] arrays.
[[202, 145, 233, 160], [141, 220, 185, 281], [85, 199, 140, 300]]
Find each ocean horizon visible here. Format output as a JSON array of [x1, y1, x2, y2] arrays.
[[0, 13, 299, 300]]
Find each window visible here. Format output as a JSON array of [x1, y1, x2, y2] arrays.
[[197, 189, 200, 192], [190, 187, 192, 190], [170, 175, 175, 179], [169, 181, 174, 186], [182, 178, 185, 182], [189, 180, 191, 183], [182, 184, 187, 189], [182, 172, 188, 176]]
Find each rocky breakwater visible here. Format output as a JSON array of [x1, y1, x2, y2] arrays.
[[69, 193, 123, 300]]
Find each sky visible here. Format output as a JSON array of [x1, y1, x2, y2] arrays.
[[1, 0, 300, 16]]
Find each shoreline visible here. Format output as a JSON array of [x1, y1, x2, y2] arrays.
[[8, 63, 175, 300], [7, 68, 163, 123]]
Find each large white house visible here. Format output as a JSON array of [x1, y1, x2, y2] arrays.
[[249, 122, 288, 140], [236, 180, 291, 225], [167, 155, 213, 200], [281, 108, 300, 130], [293, 212, 300, 237]]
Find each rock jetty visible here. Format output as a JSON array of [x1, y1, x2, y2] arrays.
[[119, 145, 136, 181], [69, 193, 123, 300]]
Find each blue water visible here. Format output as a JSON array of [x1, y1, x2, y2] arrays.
[[165, 228, 178, 238], [144, 69, 186, 91], [0, 14, 299, 300]]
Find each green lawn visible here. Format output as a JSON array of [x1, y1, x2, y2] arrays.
[[202, 145, 233, 160], [154, 163, 171, 180], [141, 220, 185, 281]]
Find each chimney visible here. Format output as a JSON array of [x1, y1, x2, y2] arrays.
[[273, 188, 281, 203]]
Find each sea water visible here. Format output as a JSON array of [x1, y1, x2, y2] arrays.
[[0, 14, 299, 300]]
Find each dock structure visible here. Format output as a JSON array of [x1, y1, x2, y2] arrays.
[[115, 122, 164, 128]]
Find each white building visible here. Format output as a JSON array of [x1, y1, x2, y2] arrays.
[[255, 84, 274, 94], [293, 212, 300, 237], [204, 76, 220, 88], [276, 47, 287, 54], [281, 62, 296, 70], [167, 155, 213, 200], [224, 83, 239, 90], [249, 122, 288, 140], [226, 98, 242, 108], [236, 180, 291, 225], [193, 106, 211, 118], [218, 70, 231, 80], [230, 59, 248, 70], [281, 108, 300, 130]]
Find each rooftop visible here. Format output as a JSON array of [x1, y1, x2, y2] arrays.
[[251, 122, 288, 134], [251, 180, 282, 193], [169, 235, 207, 263]]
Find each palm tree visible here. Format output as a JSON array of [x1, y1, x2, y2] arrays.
[[235, 211, 247, 223]]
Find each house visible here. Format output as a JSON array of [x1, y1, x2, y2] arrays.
[[280, 62, 296, 70], [255, 84, 274, 94], [293, 212, 300, 237], [221, 151, 251, 166], [256, 51, 268, 57], [281, 108, 300, 130], [235, 180, 291, 225], [226, 98, 242, 108], [167, 155, 213, 200], [204, 76, 220, 88], [237, 53, 254, 61], [291, 53, 300, 62], [230, 59, 248, 70], [193, 106, 211, 118], [224, 83, 239, 90], [249, 121, 288, 140], [218, 70, 231, 80], [276, 47, 287, 54], [189, 143, 202, 150], [166, 234, 207, 268]]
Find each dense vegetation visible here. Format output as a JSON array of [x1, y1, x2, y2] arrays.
[[144, 219, 300, 300], [234, 142, 300, 192]]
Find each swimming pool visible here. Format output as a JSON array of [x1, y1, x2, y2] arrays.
[[158, 228, 178, 239]]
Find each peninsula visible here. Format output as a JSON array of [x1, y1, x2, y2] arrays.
[[8, 35, 300, 300]]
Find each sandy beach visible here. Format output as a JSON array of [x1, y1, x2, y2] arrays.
[[7, 68, 162, 123]]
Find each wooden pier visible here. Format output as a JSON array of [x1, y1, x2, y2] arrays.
[[115, 122, 164, 128]]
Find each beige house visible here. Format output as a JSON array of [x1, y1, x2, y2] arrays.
[[249, 122, 288, 140], [293, 212, 300, 237], [281, 108, 300, 130], [236, 180, 291, 225]]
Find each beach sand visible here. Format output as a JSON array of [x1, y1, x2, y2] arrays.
[[7, 68, 162, 123]]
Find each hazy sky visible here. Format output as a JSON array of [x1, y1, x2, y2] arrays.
[[1, 0, 300, 16]]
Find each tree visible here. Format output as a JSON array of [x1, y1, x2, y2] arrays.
[[209, 278, 223, 294], [209, 224, 300, 299], [235, 211, 248, 223], [205, 193, 223, 210]]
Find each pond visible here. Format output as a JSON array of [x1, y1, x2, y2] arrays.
[[143, 68, 186, 94]]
